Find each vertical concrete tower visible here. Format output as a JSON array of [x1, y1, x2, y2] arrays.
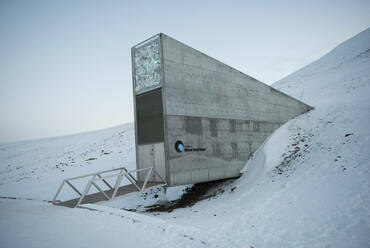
[[132, 34, 312, 186]]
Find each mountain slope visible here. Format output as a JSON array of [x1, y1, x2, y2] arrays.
[[1, 28, 370, 247], [141, 27, 370, 247], [0, 123, 136, 200]]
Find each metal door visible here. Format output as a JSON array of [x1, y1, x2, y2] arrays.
[[137, 142, 166, 182]]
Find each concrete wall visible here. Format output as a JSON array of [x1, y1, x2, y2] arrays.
[[161, 34, 312, 186], [131, 35, 166, 184]]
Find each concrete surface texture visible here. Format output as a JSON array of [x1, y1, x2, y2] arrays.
[[132, 33, 312, 186]]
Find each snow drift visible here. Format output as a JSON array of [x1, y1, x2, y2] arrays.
[[1, 28, 370, 247]]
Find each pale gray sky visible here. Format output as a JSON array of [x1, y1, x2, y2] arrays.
[[0, 0, 369, 143]]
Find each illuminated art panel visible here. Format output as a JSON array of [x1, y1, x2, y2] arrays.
[[133, 35, 161, 94]]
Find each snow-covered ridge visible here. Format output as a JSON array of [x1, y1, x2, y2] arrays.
[[1, 27, 370, 247], [0, 123, 136, 200], [274, 28, 370, 106]]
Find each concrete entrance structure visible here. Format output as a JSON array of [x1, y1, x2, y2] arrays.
[[132, 33, 312, 187]]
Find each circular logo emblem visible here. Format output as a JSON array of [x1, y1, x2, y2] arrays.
[[175, 140, 184, 153]]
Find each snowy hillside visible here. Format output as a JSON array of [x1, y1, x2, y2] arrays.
[[0, 123, 136, 200], [1, 28, 370, 247]]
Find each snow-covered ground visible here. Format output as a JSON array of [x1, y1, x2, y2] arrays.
[[1, 27, 370, 247], [0, 123, 136, 201]]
